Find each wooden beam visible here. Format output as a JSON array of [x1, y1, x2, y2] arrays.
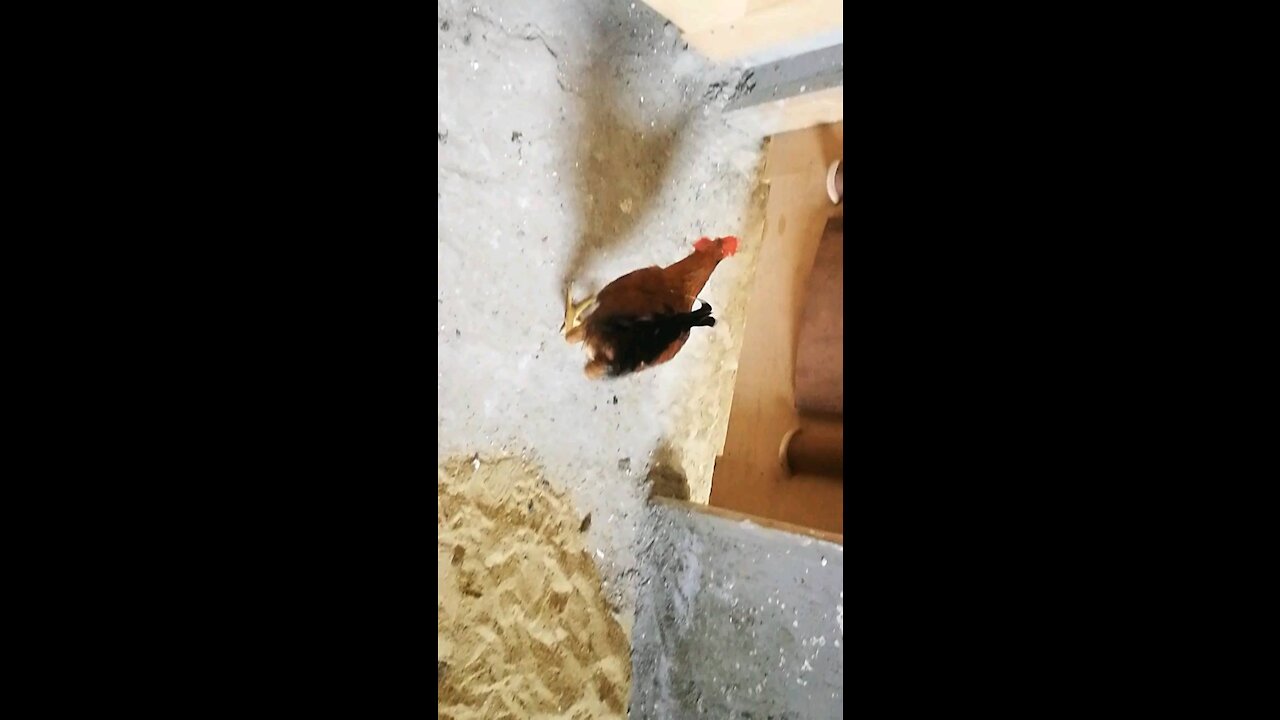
[[642, 0, 751, 35], [725, 85, 843, 138], [642, 0, 842, 63]]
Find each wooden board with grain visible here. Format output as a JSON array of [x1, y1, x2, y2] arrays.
[[794, 215, 843, 415], [725, 85, 843, 139], [709, 122, 844, 535], [642, 0, 842, 62]]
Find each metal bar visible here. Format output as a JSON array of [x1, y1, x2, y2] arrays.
[[724, 43, 843, 112]]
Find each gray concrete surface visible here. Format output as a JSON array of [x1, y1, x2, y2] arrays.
[[629, 501, 844, 718], [437, 0, 769, 632]]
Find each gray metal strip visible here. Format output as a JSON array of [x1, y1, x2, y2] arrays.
[[724, 43, 844, 112]]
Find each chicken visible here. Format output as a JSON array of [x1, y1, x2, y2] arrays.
[[561, 236, 739, 379]]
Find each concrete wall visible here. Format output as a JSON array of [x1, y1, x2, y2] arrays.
[[629, 500, 844, 718]]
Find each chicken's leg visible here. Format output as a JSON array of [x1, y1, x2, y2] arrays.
[[560, 287, 596, 340]]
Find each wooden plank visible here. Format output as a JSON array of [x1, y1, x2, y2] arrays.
[[709, 123, 844, 535], [653, 496, 844, 545], [726, 85, 843, 139], [794, 216, 843, 414], [686, 0, 841, 61], [642, 0, 750, 35], [762, 117, 842, 180], [642, 0, 841, 62]]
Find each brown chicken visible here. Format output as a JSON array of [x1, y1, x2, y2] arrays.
[[561, 236, 739, 378]]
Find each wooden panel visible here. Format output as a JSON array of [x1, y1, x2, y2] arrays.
[[709, 122, 844, 535], [761, 120, 842, 180], [726, 86, 843, 139], [685, 0, 841, 61], [794, 216, 843, 414], [642, 0, 750, 34], [642, 0, 841, 62]]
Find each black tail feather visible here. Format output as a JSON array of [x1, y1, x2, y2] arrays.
[[599, 301, 718, 375], [687, 300, 715, 328]]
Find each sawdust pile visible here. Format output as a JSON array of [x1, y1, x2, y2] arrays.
[[438, 456, 630, 719]]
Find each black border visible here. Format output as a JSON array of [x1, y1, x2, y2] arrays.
[[63, 3, 1166, 713]]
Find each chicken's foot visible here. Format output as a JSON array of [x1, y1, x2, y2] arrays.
[[560, 287, 596, 338]]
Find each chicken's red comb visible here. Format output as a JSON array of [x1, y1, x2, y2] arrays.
[[693, 236, 739, 257]]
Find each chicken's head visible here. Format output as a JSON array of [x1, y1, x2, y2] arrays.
[[694, 236, 739, 258]]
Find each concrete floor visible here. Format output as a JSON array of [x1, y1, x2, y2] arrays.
[[630, 500, 844, 717], [437, 0, 768, 627]]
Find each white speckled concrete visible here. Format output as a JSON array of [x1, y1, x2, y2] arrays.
[[437, 0, 769, 631]]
